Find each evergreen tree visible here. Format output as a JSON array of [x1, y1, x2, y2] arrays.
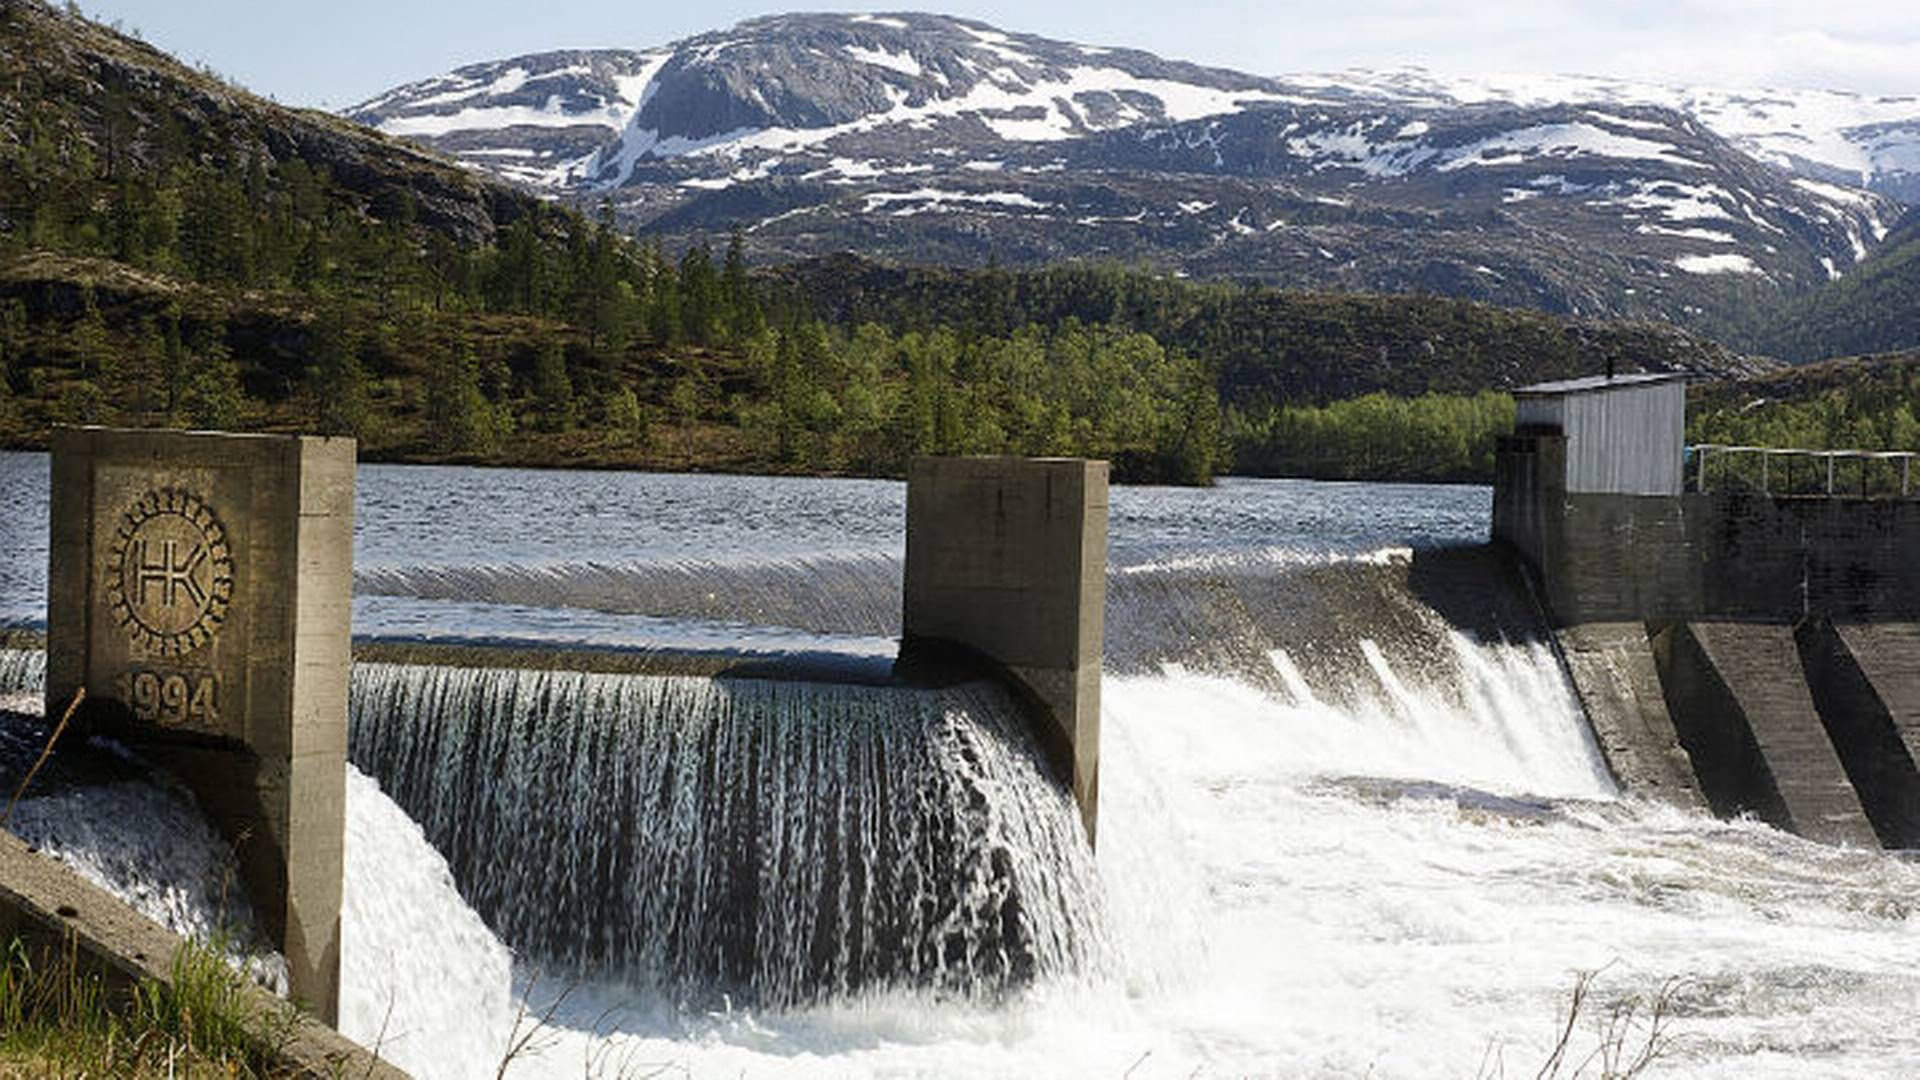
[[423, 346, 498, 454], [70, 287, 112, 378], [532, 337, 575, 432], [307, 308, 368, 436], [678, 243, 718, 347], [181, 322, 243, 429], [721, 229, 763, 343]]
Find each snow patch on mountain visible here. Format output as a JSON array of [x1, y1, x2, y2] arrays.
[[1674, 252, 1762, 275], [862, 187, 1052, 214], [1305, 67, 1920, 200], [1436, 123, 1704, 173]]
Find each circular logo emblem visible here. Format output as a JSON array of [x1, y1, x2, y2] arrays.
[[106, 489, 235, 656]]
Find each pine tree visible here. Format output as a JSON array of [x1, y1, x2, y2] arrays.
[[423, 346, 497, 454], [181, 322, 243, 429], [531, 337, 575, 432], [721, 229, 764, 343], [678, 243, 718, 347], [307, 309, 368, 436], [70, 287, 112, 379]]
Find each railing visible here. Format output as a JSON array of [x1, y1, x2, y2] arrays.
[[1687, 444, 1920, 498]]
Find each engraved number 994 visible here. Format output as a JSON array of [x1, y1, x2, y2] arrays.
[[115, 670, 219, 726]]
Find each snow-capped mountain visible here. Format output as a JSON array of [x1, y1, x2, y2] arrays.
[[348, 13, 1285, 189], [1300, 68, 1920, 204], [346, 13, 1917, 343]]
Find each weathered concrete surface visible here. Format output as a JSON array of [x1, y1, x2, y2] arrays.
[[1553, 622, 1703, 807], [46, 426, 354, 1021], [900, 456, 1107, 844], [1653, 622, 1875, 846], [0, 829, 404, 1078], [1797, 621, 1920, 848], [1497, 481, 1920, 627]]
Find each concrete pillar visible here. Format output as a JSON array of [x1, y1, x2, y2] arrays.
[[1552, 622, 1703, 808], [1651, 621, 1875, 847], [45, 427, 354, 1021], [1796, 620, 1920, 848], [899, 457, 1107, 845]]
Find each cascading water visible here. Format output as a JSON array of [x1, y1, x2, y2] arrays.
[[347, 663, 1105, 1007], [0, 647, 44, 711]]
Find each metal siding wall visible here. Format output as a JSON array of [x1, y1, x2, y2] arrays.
[[1565, 383, 1684, 495], [1515, 397, 1564, 431]]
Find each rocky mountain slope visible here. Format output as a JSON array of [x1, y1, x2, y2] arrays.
[[347, 13, 1914, 346], [0, 0, 542, 246]]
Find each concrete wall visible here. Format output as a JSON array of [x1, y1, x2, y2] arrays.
[[1552, 622, 1702, 807], [0, 831, 402, 1078], [1495, 432, 1920, 848], [45, 427, 354, 1021], [1495, 438, 1920, 626], [899, 457, 1107, 844]]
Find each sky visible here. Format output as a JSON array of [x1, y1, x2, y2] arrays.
[[73, 0, 1920, 111]]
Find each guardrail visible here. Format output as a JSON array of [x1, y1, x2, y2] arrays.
[[1687, 444, 1920, 498]]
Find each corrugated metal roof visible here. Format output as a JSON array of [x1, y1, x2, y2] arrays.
[[1513, 371, 1687, 397]]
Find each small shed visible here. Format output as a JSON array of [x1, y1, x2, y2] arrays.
[[1514, 372, 1686, 495]]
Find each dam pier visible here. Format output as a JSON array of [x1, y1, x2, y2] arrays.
[[1496, 373, 1920, 848]]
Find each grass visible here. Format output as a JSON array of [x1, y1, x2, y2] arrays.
[[1478, 968, 1688, 1080], [0, 931, 298, 1078]]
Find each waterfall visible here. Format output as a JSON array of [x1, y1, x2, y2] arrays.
[[347, 662, 1106, 1007], [0, 648, 44, 708]]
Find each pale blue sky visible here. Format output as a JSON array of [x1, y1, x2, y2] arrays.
[[76, 0, 1920, 110]]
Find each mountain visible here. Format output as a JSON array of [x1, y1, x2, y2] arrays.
[[6, 1, 1774, 488], [1300, 69, 1920, 205], [347, 13, 1910, 346]]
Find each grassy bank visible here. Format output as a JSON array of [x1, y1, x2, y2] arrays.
[[0, 933, 296, 1078]]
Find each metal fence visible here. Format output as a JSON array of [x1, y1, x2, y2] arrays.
[[1686, 445, 1920, 498]]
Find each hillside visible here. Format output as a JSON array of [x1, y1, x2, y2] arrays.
[[1756, 215, 1920, 363], [1689, 348, 1920, 454], [346, 12, 1903, 345], [0, 0, 535, 244]]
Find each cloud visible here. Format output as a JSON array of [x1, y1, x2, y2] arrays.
[[1609, 29, 1920, 95]]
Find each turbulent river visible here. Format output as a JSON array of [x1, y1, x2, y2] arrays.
[[2, 453, 1917, 1078]]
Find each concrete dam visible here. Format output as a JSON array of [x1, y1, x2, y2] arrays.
[[3, 418, 1920, 1075], [1495, 371, 1920, 849]]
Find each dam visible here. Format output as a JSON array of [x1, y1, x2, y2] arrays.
[[2, 446, 1920, 1077], [1494, 372, 1920, 849]]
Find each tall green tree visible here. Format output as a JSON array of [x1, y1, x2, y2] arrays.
[[422, 346, 498, 454], [307, 308, 368, 436], [531, 337, 575, 432], [181, 322, 243, 429]]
